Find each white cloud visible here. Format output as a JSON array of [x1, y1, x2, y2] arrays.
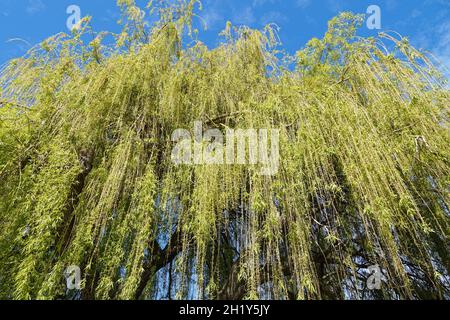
[[411, 9, 422, 19], [260, 11, 288, 26], [0, 0, 11, 17], [296, 0, 311, 9], [326, 0, 343, 13], [252, 0, 279, 7], [26, 0, 45, 15], [195, 0, 226, 30], [202, 9, 224, 30], [232, 7, 256, 26], [412, 19, 450, 80], [433, 21, 450, 72], [385, 0, 398, 11]]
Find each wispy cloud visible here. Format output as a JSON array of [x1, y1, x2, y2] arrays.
[[432, 21, 450, 72], [0, 0, 11, 17], [260, 11, 288, 26], [202, 9, 224, 30], [196, 0, 224, 30], [26, 0, 45, 15], [296, 0, 311, 9], [232, 7, 256, 26], [326, 0, 343, 13], [410, 16, 450, 79], [252, 0, 279, 7], [385, 0, 398, 11]]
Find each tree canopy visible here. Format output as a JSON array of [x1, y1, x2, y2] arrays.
[[0, 0, 448, 300]]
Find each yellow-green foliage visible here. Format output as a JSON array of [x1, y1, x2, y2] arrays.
[[0, 1, 448, 300]]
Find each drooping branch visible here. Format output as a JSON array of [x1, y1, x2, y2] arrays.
[[58, 148, 95, 255], [217, 258, 246, 300], [135, 228, 187, 299]]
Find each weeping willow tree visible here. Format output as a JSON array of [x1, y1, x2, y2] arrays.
[[0, 0, 449, 300]]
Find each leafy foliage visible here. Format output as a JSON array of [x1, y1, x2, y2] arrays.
[[0, 1, 448, 300]]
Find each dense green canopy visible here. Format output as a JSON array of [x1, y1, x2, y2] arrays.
[[0, 0, 448, 300]]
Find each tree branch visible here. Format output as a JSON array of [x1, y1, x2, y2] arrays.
[[135, 228, 187, 299]]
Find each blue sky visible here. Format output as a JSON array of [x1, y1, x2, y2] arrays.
[[0, 0, 449, 70]]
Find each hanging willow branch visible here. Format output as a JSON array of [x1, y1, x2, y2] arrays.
[[0, 1, 449, 300]]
